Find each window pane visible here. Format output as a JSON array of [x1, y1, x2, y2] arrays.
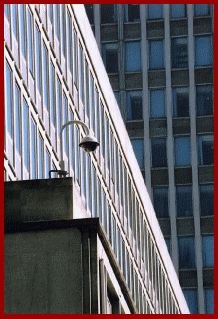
[[23, 100, 29, 169], [15, 84, 21, 154], [101, 4, 117, 24], [12, 5, 18, 39], [150, 90, 165, 118], [183, 289, 198, 314], [174, 137, 191, 167], [178, 237, 196, 269], [196, 86, 213, 116], [200, 185, 214, 216], [195, 37, 212, 66], [205, 289, 214, 314], [153, 188, 168, 218], [84, 4, 94, 24], [4, 4, 9, 18], [50, 62, 55, 125], [56, 79, 61, 135], [27, 9, 33, 74], [45, 149, 50, 179], [151, 139, 167, 168], [102, 43, 118, 73], [78, 44, 84, 102], [147, 4, 163, 19], [202, 236, 214, 267], [90, 74, 94, 131], [6, 63, 12, 136], [35, 26, 41, 92], [125, 42, 141, 72], [31, 119, 36, 179], [75, 126, 79, 181], [38, 134, 43, 179], [198, 135, 214, 165], [176, 186, 193, 217], [20, 4, 26, 57], [194, 4, 210, 17], [131, 139, 144, 169], [170, 4, 186, 18], [86, 154, 91, 211], [66, 10, 72, 71], [43, 44, 48, 110], [124, 4, 140, 22], [91, 166, 96, 217], [172, 38, 188, 69], [173, 87, 189, 117], [127, 91, 143, 120], [54, 4, 59, 39], [149, 41, 164, 69]]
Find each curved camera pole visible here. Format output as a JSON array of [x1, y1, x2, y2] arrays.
[[59, 120, 90, 177]]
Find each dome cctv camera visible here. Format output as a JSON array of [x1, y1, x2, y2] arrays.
[[79, 134, 100, 152]]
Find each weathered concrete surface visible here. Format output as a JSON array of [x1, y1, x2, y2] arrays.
[[4, 178, 74, 223]]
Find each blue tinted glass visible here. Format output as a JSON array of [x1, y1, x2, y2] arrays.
[[4, 4, 9, 18], [171, 4, 186, 18], [38, 135, 43, 179], [50, 63, 55, 124], [27, 10, 33, 73], [73, 30, 77, 83], [69, 111, 74, 171], [131, 139, 144, 169], [127, 91, 143, 120], [151, 139, 167, 168], [23, 100, 29, 169], [150, 90, 165, 118], [195, 37, 212, 66], [147, 4, 163, 19], [205, 289, 214, 314], [15, 85, 20, 153], [67, 11, 72, 71], [97, 178, 101, 218], [173, 87, 189, 117], [174, 137, 191, 167], [48, 4, 52, 20], [56, 79, 61, 134], [102, 191, 106, 230], [194, 4, 210, 17], [200, 185, 214, 216], [125, 42, 141, 72], [43, 44, 48, 109], [63, 95, 67, 153], [45, 149, 50, 179], [61, 4, 66, 56], [54, 4, 59, 38], [31, 119, 36, 179], [176, 186, 193, 217], [149, 41, 164, 69], [12, 5, 17, 39], [20, 4, 26, 57], [183, 289, 198, 314], [35, 26, 41, 91], [95, 90, 99, 139], [153, 188, 168, 218], [100, 103, 105, 157], [105, 116, 109, 169], [178, 237, 196, 269], [6, 64, 12, 136], [79, 45, 84, 101], [196, 86, 213, 116], [90, 75, 94, 131], [202, 236, 214, 267], [75, 127, 79, 181]]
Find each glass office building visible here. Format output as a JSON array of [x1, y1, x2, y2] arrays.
[[84, 4, 214, 314], [4, 4, 190, 314]]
